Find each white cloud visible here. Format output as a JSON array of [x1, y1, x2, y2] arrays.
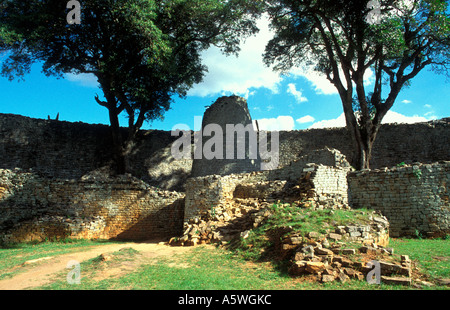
[[401, 99, 412, 104], [424, 111, 437, 120], [289, 64, 374, 96], [287, 83, 308, 103], [296, 115, 315, 124], [423, 103, 437, 120], [188, 15, 282, 97], [290, 66, 338, 95], [65, 72, 99, 88], [381, 111, 428, 124], [309, 110, 430, 129], [243, 89, 256, 99], [309, 113, 347, 129], [254, 116, 295, 131]]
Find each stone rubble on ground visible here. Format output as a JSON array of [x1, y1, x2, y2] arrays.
[[169, 176, 420, 286]]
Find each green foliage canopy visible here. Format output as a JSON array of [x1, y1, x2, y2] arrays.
[[263, 0, 450, 168], [1, 0, 261, 123], [0, 0, 263, 172]]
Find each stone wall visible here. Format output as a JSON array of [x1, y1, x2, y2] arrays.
[[191, 96, 261, 177], [0, 169, 184, 243], [0, 113, 192, 191], [0, 110, 449, 242], [348, 161, 450, 238], [1, 113, 448, 191], [276, 117, 449, 170], [185, 159, 450, 238], [305, 164, 350, 209], [184, 162, 351, 223]]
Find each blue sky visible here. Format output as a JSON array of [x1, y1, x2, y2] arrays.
[[0, 16, 448, 132]]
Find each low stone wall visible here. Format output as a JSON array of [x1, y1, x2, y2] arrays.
[[0, 169, 185, 243], [304, 164, 350, 209], [184, 162, 351, 223], [348, 161, 450, 237]]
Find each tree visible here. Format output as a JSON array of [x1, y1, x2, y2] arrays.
[[0, 0, 262, 174], [263, 0, 450, 169]]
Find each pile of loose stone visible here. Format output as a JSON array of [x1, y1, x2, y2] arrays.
[[170, 197, 271, 246], [170, 193, 423, 286], [279, 229, 413, 285]]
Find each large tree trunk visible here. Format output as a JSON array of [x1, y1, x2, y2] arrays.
[[96, 80, 131, 175], [352, 117, 381, 170], [108, 108, 127, 175]]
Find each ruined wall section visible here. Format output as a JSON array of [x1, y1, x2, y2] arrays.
[[0, 113, 192, 191], [348, 161, 450, 237], [0, 169, 184, 243], [191, 96, 261, 177], [277, 118, 449, 169], [184, 162, 351, 223], [0, 113, 448, 191]]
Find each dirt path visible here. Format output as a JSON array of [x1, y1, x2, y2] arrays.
[[0, 241, 194, 290]]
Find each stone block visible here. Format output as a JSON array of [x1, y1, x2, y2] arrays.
[[381, 276, 411, 286]]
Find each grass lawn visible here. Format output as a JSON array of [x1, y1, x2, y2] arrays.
[[0, 237, 441, 290], [0, 239, 121, 280], [389, 238, 450, 280], [0, 206, 448, 290], [34, 244, 385, 290]]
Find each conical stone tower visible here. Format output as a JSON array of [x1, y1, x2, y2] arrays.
[[191, 96, 261, 177]]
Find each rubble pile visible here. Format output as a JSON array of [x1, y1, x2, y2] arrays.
[[280, 230, 412, 285]]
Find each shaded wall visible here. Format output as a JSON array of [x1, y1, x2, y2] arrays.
[[0, 169, 184, 243], [1, 113, 448, 190]]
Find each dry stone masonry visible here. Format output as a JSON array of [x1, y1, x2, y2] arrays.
[[348, 161, 450, 238], [0, 95, 449, 245], [191, 96, 261, 177], [1, 111, 448, 190], [0, 168, 184, 243], [184, 155, 352, 224]]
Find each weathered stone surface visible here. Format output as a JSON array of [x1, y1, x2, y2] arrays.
[[359, 246, 379, 255], [289, 261, 307, 276], [343, 268, 364, 280], [348, 161, 450, 238], [379, 261, 411, 277], [337, 272, 350, 283], [305, 262, 326, 274], [190, 96, 261, 178], [341, 249, 356, 255], [289, 236, 303, 245], [0, 169, 185, 243], [321, 274, 335, 283], [315, 247, 334, 255], [381, 276, 411, 286], [1, 110, 448, 253], [1, 113, 448, 185], [307, 231, 321, 239], [328, 233, 342, 241]]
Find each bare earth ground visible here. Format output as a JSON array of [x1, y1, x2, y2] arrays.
[[0, 241, 195, 290]]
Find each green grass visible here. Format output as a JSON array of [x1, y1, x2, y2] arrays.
[[34, 243, 449, 290], [389, 238, 450, 280], [0, 238, 121, 280], [34, 245, 385, 290], [265, 203, 373, 234], [0, 203, 448, 290], [230, 204, 374, 261], [0, 237, 447, 290]]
